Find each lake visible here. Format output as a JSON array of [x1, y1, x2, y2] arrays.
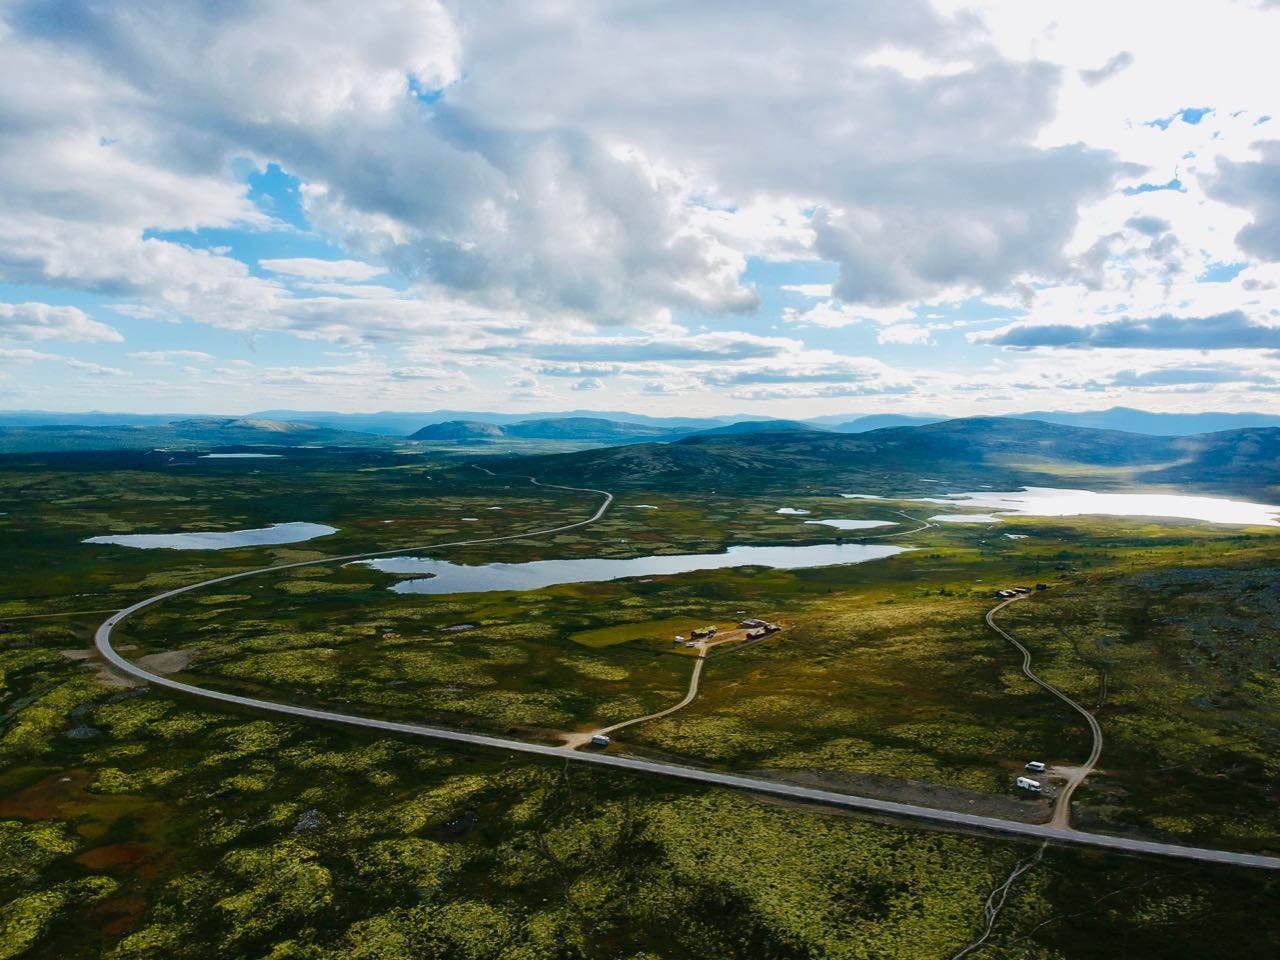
[[916, 487, 1280, 526], [85, 522, 338, 550], [357, 542, 912, 595], [199, 453, 283, 459], [804, 519, 896, 530]]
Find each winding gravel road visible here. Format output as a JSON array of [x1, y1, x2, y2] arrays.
[[987, 593, 1104, 829], [93, 478, 1280, 871]]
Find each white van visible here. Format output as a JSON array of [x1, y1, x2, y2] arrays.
[[1016, 776, 1042, 792], [1024, 761, 1046, 773]]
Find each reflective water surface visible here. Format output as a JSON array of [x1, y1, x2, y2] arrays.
[[359, 542, 912, 595], [85, 522, 338, 550]]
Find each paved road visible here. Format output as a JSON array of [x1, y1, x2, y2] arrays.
[[93, 479, 1280, 871], [987, 593, 1105, 829]]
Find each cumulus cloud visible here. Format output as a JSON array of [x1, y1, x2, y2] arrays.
[[1, 0, 1277, 414], [977, 310, 1280, 350], [0, 303, 122, 342], [0, 0, 1133, 338], [1208, 140, 1280, 260]]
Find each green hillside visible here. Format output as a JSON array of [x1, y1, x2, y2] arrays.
[[504, 417, 1280, 498]]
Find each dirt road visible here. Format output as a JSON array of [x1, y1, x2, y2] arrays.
[[987, 593, 1104, 829]]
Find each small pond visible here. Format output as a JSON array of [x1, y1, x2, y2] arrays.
[[85, 522, 338, 550]]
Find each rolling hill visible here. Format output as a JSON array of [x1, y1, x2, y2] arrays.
[[681, 419, 830, 438], [501, 417, 1280, 498], [411, 416, 681, 443]]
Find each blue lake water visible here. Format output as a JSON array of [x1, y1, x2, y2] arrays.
[[843, 487, 1280, 527], [358, 542, 912, 595], [85, 522, 338, 550], [199, 453, 283, 459]]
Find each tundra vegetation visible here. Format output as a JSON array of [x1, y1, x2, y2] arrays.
[[1, 448, 1277, 957]]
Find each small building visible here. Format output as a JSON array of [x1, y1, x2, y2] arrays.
[[1025, 761, 1046, 773], [1035, 583, 1049, 591], [740, 618, 766, 629], [590, 734, 610, 747], [1013, 586, 1031, 595], [996, 589, 1014, 598], [764, 623, 781, 633], [1015, 776, 1042, 792]]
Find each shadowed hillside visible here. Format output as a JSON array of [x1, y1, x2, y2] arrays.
[[502, 417, 1280, 498]]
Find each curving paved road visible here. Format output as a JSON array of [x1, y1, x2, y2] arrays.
[[987, 593, 1104, 829], [93, 479, 1280, 871]]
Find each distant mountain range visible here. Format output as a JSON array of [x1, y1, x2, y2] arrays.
[[4, 412, 1277, 498], [822, 408, 1280, 436], [411, 417, 680, 443], [0, 418, 394, 454], [8, 405, 1280, 439]]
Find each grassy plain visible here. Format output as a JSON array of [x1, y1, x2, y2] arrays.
[[2, 449, 1279, 957]]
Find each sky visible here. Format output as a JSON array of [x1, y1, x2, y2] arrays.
[[1, 0, 1278, 418]]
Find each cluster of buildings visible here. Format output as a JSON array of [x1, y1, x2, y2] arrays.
[[994, 584, 1048, 599], [740, 617, 781, 639], [671, 618, 781, 648]]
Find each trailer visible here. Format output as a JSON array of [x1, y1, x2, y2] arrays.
[[1015, 776, 1042, 792]]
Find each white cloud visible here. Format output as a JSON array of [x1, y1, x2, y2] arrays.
[[878, 324, 937, 345], [128, 350, 214, 363], [783, 300, 916, 328], [0, 303, 122, 343], [259, 258, 386, 281], [780, 284, 833, 299], [65, 359, 128, 376], [1, 0, 1277, 415]]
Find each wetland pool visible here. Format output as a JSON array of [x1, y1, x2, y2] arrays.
[[84, 522, 338, 550]]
